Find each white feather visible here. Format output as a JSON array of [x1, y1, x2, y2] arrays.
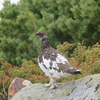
[[56, 54, 69, 64]]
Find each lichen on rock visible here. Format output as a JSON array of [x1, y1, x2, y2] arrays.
[[11, 74, 100, 100]]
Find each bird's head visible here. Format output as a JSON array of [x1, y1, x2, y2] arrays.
[[35, 32, 48, 40]]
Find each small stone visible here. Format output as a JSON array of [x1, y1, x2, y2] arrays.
[[8, 78, 32, 100]]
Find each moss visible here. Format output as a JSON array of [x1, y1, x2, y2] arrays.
[[57, 91, 67, 96]]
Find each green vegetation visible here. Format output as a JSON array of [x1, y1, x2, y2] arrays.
[[0, 0, 100, 100], [0, 0, 100, 65]]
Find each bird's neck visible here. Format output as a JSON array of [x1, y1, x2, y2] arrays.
[[41, 38, 51, 51]]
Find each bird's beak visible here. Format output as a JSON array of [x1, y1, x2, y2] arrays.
[[35, 33, 38, 35]]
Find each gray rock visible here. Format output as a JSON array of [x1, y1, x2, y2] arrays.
[[11, 74, 100, 100]]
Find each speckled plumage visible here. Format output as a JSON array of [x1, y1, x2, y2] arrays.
[[36, 32, 82, 89]]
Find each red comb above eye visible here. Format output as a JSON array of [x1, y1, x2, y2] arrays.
[[38, 32, 44, 34]]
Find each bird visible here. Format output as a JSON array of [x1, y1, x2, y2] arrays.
[[36, 32, 82, 89]]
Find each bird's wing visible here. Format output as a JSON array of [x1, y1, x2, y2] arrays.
[[41, 51, 73, 73]]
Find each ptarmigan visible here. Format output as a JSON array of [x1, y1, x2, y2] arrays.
[[36, 32, 82, 89]]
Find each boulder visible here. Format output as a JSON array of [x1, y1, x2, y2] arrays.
[[8, 78, 32, 100], [11, 74, 100, 100]]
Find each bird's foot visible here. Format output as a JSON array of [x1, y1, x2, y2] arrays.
[[45, 83, 51, 87], [49, 85, 57, 89]]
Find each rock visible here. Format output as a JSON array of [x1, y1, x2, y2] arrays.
[[11, 74, 100, 100], [8, 78, 32, 100]]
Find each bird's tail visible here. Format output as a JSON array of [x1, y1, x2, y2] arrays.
[[67, 68, 82, 75]]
